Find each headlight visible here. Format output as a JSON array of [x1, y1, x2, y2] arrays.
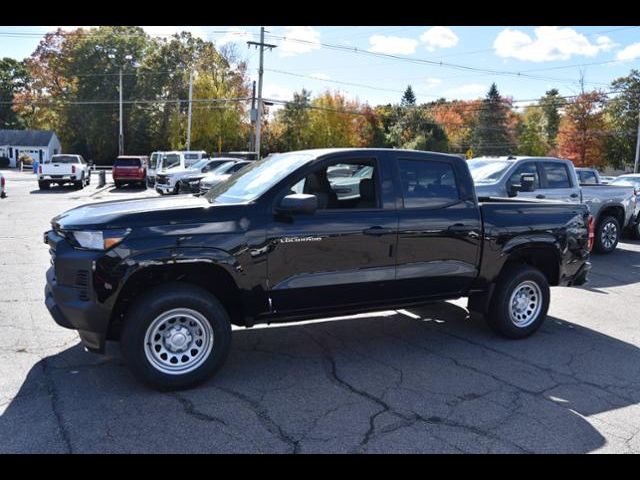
[[70, 229, 131, 250]]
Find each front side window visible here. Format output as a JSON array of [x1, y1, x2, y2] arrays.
[[508, 162, 540, 189], [398, 159, 459, 208], [542, 163, 571, 188], [164, 154, 181, 169], [285, 159, 379, 210]]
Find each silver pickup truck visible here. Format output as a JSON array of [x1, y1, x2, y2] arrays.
[[469, 156, 640, 254]]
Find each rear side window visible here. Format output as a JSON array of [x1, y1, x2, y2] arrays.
[[398, 159, 459, 208], [114, 158, 141, 167], [542, 163, 572, 188]]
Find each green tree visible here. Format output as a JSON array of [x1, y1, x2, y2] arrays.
[[401, 85, 416, 107], [605, 70, 640, 170], [278, 89, 312, 151], [471, 83, 514, 155], [0, 58, 29, 128], [517, 107, 549, 156], [387, 105, 449, 151], [539, 88, 563, 147]]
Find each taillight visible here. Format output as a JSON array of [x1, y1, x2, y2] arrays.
[[71, 165, 76, 174], [587, 215, 595, 252]]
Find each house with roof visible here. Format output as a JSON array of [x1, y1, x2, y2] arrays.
[[0, 129, 62, 167]]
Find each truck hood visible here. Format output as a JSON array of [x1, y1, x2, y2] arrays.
[[52, 195, 223, 230]]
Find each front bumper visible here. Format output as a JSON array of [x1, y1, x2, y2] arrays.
[[44, 231, 111, 353], [178, 179, 202, 194], [155, 183, 175, 194]]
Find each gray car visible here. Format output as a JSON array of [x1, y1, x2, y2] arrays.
[[469, 156, 639, 253]]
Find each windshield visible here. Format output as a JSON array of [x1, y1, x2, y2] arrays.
[[48, 155, 79, 164], [163, 154, 181, 170], [205, 153, 314, 204], [610, 177, 640, 188], [467, 160, 512, 184], [190, 159, 212, 171]]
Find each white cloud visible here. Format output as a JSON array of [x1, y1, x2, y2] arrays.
[[444, 83, 487, 98], [368, 35, 418, 55], [215, 27, 254, 46], [617, 42, 640, 61], [278, 26, 321, 57], [142, 26, 207, 39], [494, 26, 615, 62], [424, 77, 442, 89], [309, 73, 331, 80], [419, 27, 459, 52]]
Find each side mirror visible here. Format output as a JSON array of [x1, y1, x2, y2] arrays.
[[277, 193, 317, 215], [519, 173, 536, 192]]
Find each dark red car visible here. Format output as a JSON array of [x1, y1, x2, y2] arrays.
[[113, 156, 148, 188]]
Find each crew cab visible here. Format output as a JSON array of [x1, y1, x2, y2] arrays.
[[113, 156, 148, 189], [38, 154, 91, 190], [44, 148, 592, 390], [469, 156, 638, 253]]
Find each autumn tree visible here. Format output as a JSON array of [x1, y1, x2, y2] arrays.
[[387, 105, 448, 151], [307, 91, 361, 148], [432, 99, 481, 153], [0, 58, 29, 129], [517, 106, 549, 156], [558, 91, 608, 167], [605, 70, 640, 170], [471, 83, 515, 155]]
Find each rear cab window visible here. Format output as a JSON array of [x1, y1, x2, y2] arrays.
[[48, 155, 79, 164], [114, 158, 142, 167], [398, 158, 460, 208], [541, 162, 572, 188]]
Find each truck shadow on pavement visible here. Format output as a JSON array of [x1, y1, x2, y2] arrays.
[[582, 240, 640, 292], [2, 302, 639, 453]]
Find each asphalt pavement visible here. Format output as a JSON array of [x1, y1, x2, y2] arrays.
[[1, 168, 639, 453]]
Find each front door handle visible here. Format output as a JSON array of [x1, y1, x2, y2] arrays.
[[536, 194, 546, 199], [570, 193, 579, 198], [363, 226, 393, 236]]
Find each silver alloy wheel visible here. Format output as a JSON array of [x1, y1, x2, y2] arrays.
[[601, 221, 618, 250], [144, 308, 214, 375], [508, 280, 543, 328]]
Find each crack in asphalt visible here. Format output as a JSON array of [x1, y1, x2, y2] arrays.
[[214, 385, 301, 453], [169, 393, 227, 426], [41, 358, 73, 453]]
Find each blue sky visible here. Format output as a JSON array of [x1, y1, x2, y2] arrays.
[[1, 26, 639, 110]]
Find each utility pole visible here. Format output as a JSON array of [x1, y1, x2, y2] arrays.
[[118, 67, 124, 156], [249, 80, 256, 151], [186, 69, 194, 151], [248, 27, 276, 159], [634, 109, 640, 173]]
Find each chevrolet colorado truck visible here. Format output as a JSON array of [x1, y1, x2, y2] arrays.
[[44, 148, 593, 390], [469, 156, 639, 253]]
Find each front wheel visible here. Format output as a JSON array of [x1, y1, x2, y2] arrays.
[[629, 221, 640, 241], [487, 265, 550, 339], [120, 283, 232, 390], [594, 215, 620, 254]]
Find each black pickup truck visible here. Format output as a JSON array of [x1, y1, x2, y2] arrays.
[[44, 148, 593, 389]]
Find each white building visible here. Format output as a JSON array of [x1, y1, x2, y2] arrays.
[[0, 130, 62, 167]]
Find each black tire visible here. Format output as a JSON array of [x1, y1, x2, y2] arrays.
[[38, 180, 50, 190], [114, 181, 122, 189], [487, 264, 550, 339], [74, 175, 84, 190], [0, 191, 5, 198], [120, 282, 232, 390], [594, 215, 620, 254], [629, 221, 640, 241]]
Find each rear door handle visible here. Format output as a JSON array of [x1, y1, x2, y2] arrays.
[[536, 194, 546, 199], [570, 193, 579, 198], [363, 226, 393, 236]]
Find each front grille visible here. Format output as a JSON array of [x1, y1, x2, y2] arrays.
[[156, 175, 168, 185], [75, 270, 90, 301]]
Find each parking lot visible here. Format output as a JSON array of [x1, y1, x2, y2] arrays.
[[1, 168, 640, 453]]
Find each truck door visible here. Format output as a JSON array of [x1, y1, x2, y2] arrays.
[[393, 152, 482, 300], [266, 152, 398, 314], [506, 161, 542, 200]]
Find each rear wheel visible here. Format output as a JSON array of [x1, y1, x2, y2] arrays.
[[120, 283, 232, 390], [74, 174, 84, 190], [594, 215, 620, 254], [487, 265, 550, 339], [38, 180, 50, 190]]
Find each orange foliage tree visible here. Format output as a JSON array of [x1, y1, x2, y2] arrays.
[[558, 91, 608, 167]]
